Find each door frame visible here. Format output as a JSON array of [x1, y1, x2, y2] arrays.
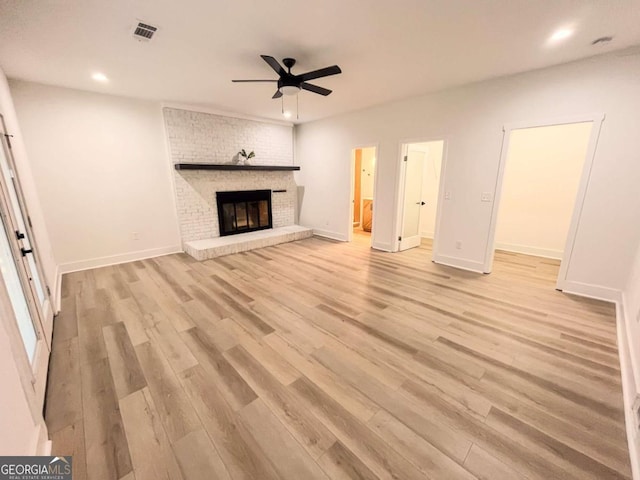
[[395, 137, 449, 256], [348, 144, 379, 243], [483, 113, 605, 291]]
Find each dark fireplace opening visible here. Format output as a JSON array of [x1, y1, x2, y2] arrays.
[[216, 190, 272, 237]]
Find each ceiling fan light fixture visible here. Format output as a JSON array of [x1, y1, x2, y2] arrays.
[[280, 85, 301, 96]]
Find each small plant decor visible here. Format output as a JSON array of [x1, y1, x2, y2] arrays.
[[238, 149, 255, 165]]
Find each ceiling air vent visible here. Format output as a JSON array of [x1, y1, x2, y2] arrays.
[[132, 22, 157, 41]]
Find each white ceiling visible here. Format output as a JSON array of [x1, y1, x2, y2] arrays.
[[1, 0, 639, 123]]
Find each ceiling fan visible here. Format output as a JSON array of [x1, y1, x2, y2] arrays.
[[232, 55, 342, 98]]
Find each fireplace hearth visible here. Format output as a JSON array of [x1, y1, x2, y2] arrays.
[[216, 190, 272, 237]]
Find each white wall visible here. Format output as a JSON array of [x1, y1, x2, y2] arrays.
[[295, 51, 640, 297], [0, 66, 51, 455], [412, 141, 443, 239], [495, 122, 592, 259], [9, 80, 181, 273]]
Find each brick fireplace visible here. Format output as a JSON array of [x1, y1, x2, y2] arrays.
[[163, 107, 299, 246]]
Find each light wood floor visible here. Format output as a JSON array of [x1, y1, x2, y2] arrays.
[[46, 234, 631, 480]]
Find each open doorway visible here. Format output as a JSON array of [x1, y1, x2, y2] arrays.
[[350, 146, 377, 244], [397, 140, 444, 252], [486, 116, 604, 290]]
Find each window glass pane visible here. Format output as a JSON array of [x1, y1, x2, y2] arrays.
[[0, 216, 37, 362], [236, 203, 248, 229], [248, 202, 259, 228], [222, 203, 236, 233], [258, 200, 269, 226], [0, 141, 46, 307]]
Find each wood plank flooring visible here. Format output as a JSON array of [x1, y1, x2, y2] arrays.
[[46, 234, 631, 479]]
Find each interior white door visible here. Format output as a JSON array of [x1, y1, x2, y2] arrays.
[[399, 150, 425, 251]]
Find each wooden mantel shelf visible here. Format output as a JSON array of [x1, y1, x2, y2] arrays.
[[174, 163, 300, 171]]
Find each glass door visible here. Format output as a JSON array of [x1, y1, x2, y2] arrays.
[[0, 112, 52, 415], [0, 115, 49, 322], [0, 212, 39, 361]]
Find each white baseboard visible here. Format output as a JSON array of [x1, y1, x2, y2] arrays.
[[432, 253, 485, 273], [58, 245, 183, 274], [616, 301, 640, 480], [495, 242, 563, 260], [313, 229, 348, 242], [560, 280, 623, 303], [420, 231, 434, 239]]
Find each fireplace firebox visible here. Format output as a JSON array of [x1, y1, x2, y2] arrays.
[[216, 190, 272, 237]]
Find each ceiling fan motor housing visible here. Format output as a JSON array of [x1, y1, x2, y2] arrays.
[[278, 77, 302, 95]]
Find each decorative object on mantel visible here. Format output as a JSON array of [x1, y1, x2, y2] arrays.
[[238, 149, 256, 165], [174, 163, 300, 171]]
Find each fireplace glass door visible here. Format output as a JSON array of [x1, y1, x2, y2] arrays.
[[217, 190, 272, 236]]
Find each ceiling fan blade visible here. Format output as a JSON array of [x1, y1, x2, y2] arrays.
[[297, 65, 342, 82], [261, 55, 286, 76], [301, 82, 332, 96], [232, 79, 277, 82], [272, 90, 283, 99]]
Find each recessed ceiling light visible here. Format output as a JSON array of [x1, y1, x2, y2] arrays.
[[548, 28, 574, 44], [91, 72, 108, 83], [283, 111, 292, 119]]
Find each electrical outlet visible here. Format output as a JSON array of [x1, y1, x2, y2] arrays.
[[132, 232, 140, 241], [481, 192, 493, 202], [445, 191, 451, 200], [455, 241, 462, 250]]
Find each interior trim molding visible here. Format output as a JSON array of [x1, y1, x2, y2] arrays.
[[560, 280, 622, 303], [432, 253, 485, 273], [313, 229, 348, 242], [372, 241, 393, 252], [35, 422, 51, 456], [53, 264, 62, 314], [623, 292, 640, 401], [616, 300, 640, 480], [58, 245, 183, 274], [494, 242, 563, 260]]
